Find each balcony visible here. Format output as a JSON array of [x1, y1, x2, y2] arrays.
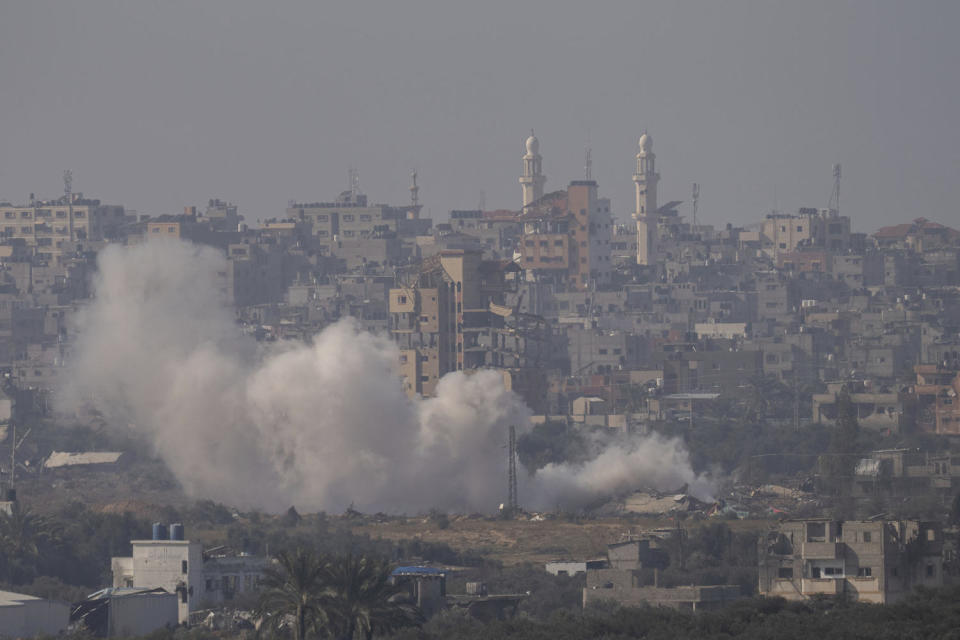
[[801, 578, 842, 596], [802, 541, 841, 559]]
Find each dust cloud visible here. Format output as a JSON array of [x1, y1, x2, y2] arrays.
[[58, 240, 712, 513]]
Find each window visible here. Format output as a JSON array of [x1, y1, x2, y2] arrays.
[[398, 295, 407, 304], [857, 567, 872, 578], [862, 532, 872, 543], [4, 212, 14, 219], [168, 226, 176, 232], [926, 564, 935, 578], [777, 567, 793, 579], [342, 214, 355, 222], [420, 375, 429, 382], [21, 211, 31, 218], [807, 523, 826, 541], [316, 214, 329, 222], [797, 226, 803, 232], [182, 560, 188, 574], [598, 349, 608, 355], [359, 214, 372, 222], [823, 567, 843, 577]]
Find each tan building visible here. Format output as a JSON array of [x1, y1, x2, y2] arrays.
[[914, 364, 960, 435], [287, 188, 422, 256], [0, 195, 124, 264], [583, 537, 741, 611], [761, 208, 851, 260], [758, 519, 943, 603], [389, 250, 520, 396]]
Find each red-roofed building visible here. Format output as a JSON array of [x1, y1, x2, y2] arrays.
[[874, 218, 960, 251]]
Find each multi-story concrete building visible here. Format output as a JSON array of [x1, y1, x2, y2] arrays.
[[762, 207, 852, 260], [0, 194, 125, 264], [759, 519, 943, 603], [389, 250, 522, 396]]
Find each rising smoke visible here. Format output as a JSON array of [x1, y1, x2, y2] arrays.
[[58, 240, 712, 513]]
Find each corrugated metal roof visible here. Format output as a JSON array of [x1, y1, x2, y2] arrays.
[[44, 451, 123, 468], [392, 566, 444, 576]]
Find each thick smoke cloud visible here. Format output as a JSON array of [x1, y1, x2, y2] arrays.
[[58, 240, 711, 513]]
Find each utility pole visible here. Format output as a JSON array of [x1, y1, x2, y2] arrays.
[[507, 425, 518, 515], [793, 365, 800, 432]]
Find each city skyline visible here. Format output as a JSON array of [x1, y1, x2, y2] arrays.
[[2, 2, 959, 230]]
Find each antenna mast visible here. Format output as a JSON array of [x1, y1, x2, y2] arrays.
[[691, 183, 700, 228], [64, 169, 74, 241], [829, 163, 841, 213], [585, 147, 592, 181], [507, 425, 518, 515], [409, 170, 419, 208]]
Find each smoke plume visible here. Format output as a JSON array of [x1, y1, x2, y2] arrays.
[[59, 240, 711, 513]]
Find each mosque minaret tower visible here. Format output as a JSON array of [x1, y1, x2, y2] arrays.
[[519, 130, 546, 210], [632, 131, 659, 265]]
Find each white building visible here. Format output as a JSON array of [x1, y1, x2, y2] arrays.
[[112, 525, 269, 625]]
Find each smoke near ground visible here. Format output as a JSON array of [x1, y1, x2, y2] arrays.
[[58, 240, 712, 513]]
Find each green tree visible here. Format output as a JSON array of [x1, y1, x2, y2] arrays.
[[323, 554, 419, 640], [258, 548, 328, 640], [0, 503, 58, 584]]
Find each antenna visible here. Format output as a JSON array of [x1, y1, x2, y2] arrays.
[[507, 425, 518, 515], [691, 183, 700, 227], [585, 147, 592, 181], [409, 169, 419, 208], [63, 169, 73, 202], [348, 167, 360, 199], [829, 163, 841, 213]]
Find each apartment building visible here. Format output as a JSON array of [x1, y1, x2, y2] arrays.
[[0, 195, 125, 264], [759, 519, 943, 603], [389, 250, 521, 396]]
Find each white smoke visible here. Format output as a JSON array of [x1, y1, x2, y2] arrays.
[[58, 240, 712, 513]]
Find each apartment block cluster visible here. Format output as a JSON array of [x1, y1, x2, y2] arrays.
[[1, 134, 958, 437]]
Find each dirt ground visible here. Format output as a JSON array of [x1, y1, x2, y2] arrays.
[[347, 515, 772, 566]]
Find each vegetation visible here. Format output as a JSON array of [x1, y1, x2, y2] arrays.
[[257, 549, 419, 640]]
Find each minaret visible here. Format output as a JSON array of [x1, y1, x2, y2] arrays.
[[632, 131, 659, 265], [519, 130, 546, 210]]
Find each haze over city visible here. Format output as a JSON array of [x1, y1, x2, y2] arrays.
[[2, 1, 959, 229], [3, 2, 960, 638]]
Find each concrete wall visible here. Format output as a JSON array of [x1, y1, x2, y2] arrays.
[[109, 593, 178, 638], [0, 591, 70, 639]]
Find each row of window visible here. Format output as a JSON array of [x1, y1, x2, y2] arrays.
[[3, 210, 84, 219]]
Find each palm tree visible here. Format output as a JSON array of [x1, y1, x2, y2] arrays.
[[258, 548, 329, 640], [322, 554, 419, 640], [0, 502, 57, 584]]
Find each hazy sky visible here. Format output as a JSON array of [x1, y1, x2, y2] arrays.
[[2, 1, 958, 233]]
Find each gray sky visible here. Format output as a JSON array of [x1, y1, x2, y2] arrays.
[[1, 1, 958, 232]]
